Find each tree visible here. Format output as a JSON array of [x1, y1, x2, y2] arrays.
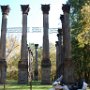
[[6, 35, 20, 80], [68, 0, 90, 82]]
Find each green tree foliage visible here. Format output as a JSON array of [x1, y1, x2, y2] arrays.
[[68, 0, 90, 82], [77, 3, 90, 46]]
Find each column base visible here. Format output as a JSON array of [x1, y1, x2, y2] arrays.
[[56, 63, 64, 79], [0, 60, 7, 84], [63, 58, 75, 84], [18, 61, 28, 84], [41, 59, 51, 84]]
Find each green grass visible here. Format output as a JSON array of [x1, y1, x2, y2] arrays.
[[0, 80, 52, 90], [0, 80, 90, 90]]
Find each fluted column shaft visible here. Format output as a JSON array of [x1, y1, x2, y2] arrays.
[[21, 5, 29, 60], [18, 5, 29, 84], [57, 29, 64, 77], [61, 4, 74, 84], [57, 29, 63, 64], [60, 15, 65, 60], [0, 5, 9, 84], [42, 8, 49, 59], [1, 6, 9, 59], [34, 44, 38, 80], [62, 5, 71, 59], [41, 4, 51, 84], [55, 41, 59, 78]]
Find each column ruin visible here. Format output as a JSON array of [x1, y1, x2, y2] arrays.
[[55, 41, 59, 78], [61, 4, 75, 84], [34, 44, 39, 80], [18, 5, 29, 84], [57, 29, 64, 77], [41, 4, 51, 84], [0, 5, 9, 84]]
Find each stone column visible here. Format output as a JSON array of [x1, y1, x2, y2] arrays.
[[0, 5, 9, 84], [18, 5, 29, 84], [62, 4, 74, 84], [41, 4, 51, 84], [60, 15, 65, 62], [55, 41, 59, 78], [57, 29, 64, 76], [62, 4, 71, 59], [58, 29, 63, 64], [34, 44, 39, 80]]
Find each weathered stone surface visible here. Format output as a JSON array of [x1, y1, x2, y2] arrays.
[[63, 58, 75, 84], [41, 59, 51, 84], [41, 4, 51, 84], [0, 5, 9, 84], [56, 29, 64, 78], [18, 61, 28, 84], [61, 4, 75, 84], [60, 14, 64, 22], [1, 5, 9, 15], [41, 67, 51, 84], [18, 5, 29, 84], [41, 5, 50, 14], [55, 41, 60, 78], [34, 44, 39, 80], [21, 5, 29, 15], [41, 59, 51, 68], [0, 60, 7, 84], [62, 4, 70, 13], [35, 44, 38, 49]]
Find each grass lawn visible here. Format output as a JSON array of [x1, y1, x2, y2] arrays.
[[0, 80, 52, 90], [0, 80, 90, 90]]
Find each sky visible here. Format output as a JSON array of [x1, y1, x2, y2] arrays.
[[0, 0, 67, 46]]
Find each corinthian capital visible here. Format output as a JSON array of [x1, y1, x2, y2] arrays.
[[62, 4, 70, 13], [41, 4, 50, 14], [60, 14, 64, 22], [21, 5, 29, 15], [1, 5, 10, 15]]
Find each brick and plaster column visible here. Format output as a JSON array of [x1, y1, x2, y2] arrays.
[[34, 44, 39, 80], [0, 5, 9, 84], [60, 15, 65, 65], [41, 4, 51, 84], [62, 4, 74, 84], [55, 41, 59, 78], [18, 5, 29, 84], [57, 29, 64, 76], [58, 29, 63, 64]]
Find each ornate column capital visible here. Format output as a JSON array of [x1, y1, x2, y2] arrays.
[[35, 44, 38, 49], [21, 5, 29, 15], [62, 4, 70, 13], [57, 33, 59, 38], [58, 28, 62, 35], [1, 5, 10, 15], [55, 41, 59, 47], [60, 14, 64, 22], [41, 4, 50, 14]]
